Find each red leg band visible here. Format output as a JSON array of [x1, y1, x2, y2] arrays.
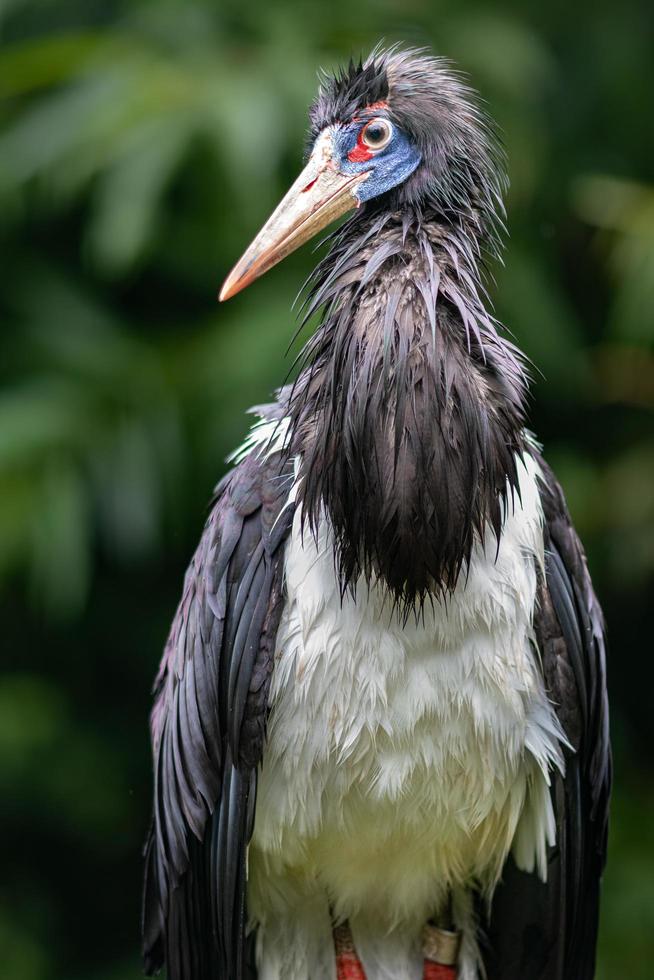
[[336, 952, 367, 980], [423, 963, 457, 980], [333, 922, 366, 980]]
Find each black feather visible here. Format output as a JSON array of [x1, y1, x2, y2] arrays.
[[288, 208, 527, 616], [142, 445, 295, 979], [484, 459, 610, 980]]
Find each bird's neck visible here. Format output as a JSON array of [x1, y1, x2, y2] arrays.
[[288, 208, 528, 609]]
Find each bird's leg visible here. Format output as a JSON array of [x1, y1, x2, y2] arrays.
[[422, 892, 460, 979], [333, 921, 367, 980]]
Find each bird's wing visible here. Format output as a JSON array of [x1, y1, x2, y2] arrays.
[[142, 427, 295, 980], [484, 454, 610, 980]]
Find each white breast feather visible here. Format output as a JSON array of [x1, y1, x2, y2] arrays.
[[241, 418, 566, 980]]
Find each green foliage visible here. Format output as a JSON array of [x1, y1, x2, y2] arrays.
[[1, 1, 653, 977]]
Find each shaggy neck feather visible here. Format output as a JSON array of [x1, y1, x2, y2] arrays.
[[288, 206, 528, 611]]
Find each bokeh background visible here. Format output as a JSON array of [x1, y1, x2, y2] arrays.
[[1, 0, 653, 977]]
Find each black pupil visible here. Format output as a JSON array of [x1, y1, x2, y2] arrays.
[[365, 123, 386, 145]]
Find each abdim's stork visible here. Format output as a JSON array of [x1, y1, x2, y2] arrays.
[[142, 48, 610, 980]]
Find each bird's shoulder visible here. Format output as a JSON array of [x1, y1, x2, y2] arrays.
[[152, 401, 295, 738]]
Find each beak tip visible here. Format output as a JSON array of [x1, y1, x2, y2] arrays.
[[218, 275, 238, 303], [217, 160, 366, 305]]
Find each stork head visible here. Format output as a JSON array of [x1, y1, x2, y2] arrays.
[[220, 47, 505, 301]]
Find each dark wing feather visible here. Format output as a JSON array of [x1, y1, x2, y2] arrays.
[[484, 455, 610, 980], [142, 429, 295, 980]]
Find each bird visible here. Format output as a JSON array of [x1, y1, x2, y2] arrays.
[[142, 46, 610, 980]]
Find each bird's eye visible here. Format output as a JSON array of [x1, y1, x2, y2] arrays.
[[361, 118, 393, 151]]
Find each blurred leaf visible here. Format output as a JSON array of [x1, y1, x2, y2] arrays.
[[87, 112, 191, 274], [497, 239, 591, 394], [0, 31, 105, 96], [597, 781, 654, 978], [0, 906, 50, 980], [572, 174, 654, 344], [0, 674, 67, 770]]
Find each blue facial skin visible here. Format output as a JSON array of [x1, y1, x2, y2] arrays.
[[330, 120, 422, 203]]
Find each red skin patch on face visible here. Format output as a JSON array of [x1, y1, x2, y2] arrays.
[[350, 100, 390, 124], [347, 101, 390, 161], [347, 139, 374, 163]]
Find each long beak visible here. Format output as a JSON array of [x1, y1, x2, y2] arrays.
[[219, 134, 370, 301]]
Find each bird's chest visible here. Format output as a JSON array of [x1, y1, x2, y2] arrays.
[[253, 456, 559, 895]]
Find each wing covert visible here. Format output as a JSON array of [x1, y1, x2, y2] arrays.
[[142, 426, 295, 980], [484, 454, 610, 980]]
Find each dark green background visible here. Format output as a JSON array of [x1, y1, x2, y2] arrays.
[[1, 1, 653, 977]]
